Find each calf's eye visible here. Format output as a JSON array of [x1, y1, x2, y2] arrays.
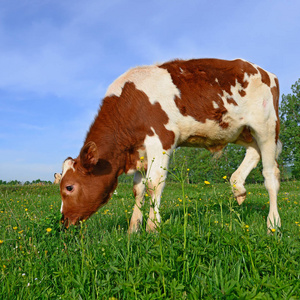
[[66, 185, 74, 192]]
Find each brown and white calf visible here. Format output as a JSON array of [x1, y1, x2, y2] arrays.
[[54, 173, 62, 184], [60, 58, 281, 232]]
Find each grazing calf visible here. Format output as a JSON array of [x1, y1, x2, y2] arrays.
[[53, 173, 62, 184], [60, 58, 281, 232]]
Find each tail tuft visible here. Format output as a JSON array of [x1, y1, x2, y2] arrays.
[[276, 140, 282, 159]]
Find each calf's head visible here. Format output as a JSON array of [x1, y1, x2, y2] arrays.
[[60, 141, 116, 227]]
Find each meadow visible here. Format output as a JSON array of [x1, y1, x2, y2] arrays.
[[0, 179, 299, 299]]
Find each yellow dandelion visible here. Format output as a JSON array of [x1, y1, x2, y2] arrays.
[[187, 168, 190, 171], [245, 225, 249, 228], [271, 228, 276, 233], [204, 181, 210, 185], [13, 227, 17, 230], [0, 240, 3, 244], [46, 228, 52, 233], [223, 176, 227, 179], [25, 208, 28, 211]]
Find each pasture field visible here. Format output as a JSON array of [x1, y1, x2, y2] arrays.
[[0, 180, 300, 299]]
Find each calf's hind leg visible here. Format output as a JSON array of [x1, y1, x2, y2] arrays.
[[258, 139, 281, 230], [230, 140, 261, 205]]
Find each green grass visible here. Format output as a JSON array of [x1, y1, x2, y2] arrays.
[[0, 180, 300, 299]]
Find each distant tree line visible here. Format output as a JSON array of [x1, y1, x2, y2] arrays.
[[0, 179, 52, 185]]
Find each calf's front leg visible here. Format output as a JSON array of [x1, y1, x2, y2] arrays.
[[129, 171, 145, 233]]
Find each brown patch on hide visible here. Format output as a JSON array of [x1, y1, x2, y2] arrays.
[[257, 67, 271, 87], [86, 81, 175, 172], [159, 59, 258, 127], [227, 97, 239, 105], [271, 77, 280, 142], [239, 90, 246, 97]]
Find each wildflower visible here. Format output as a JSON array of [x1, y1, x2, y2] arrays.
[[223, 176, 227, 179], [46, 228, 52, 233], [162, 151, 166, 154], [0, 240, 3, 244], [245, 225, 249, 228], [204, 181, 210, 185], [25, 208, 28, 211], [13, 227, 17, 230], [187, 168, 190, 172], [271, 228, 276, 233], [140, 156, 144, 160]]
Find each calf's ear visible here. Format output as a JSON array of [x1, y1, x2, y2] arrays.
[[80, 141, 99, 171]]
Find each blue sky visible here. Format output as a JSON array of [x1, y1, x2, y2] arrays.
[[1, 0, 300, 182]]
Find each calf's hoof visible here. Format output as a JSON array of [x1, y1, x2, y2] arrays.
[[235, 192, 246, 205]]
